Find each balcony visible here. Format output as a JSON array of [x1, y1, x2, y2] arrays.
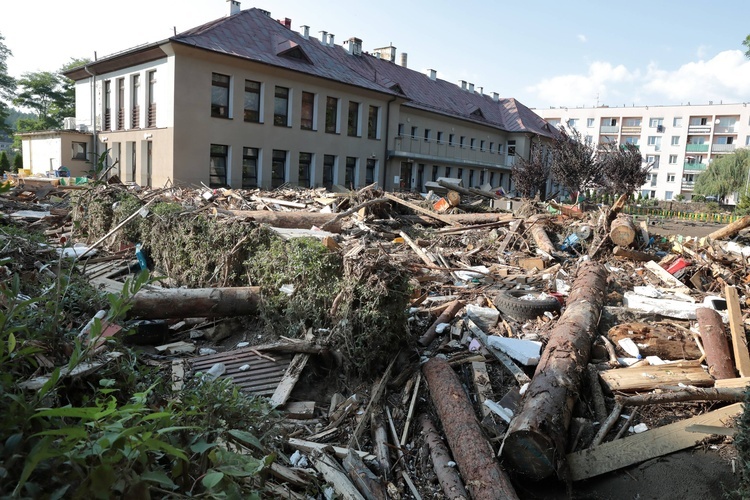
[[714, 125, 736, 134], [683, 162, 707, 171], [685, 144, 709, 153], [681, 181, 695, 190], [621, 126, 641, 134], [712, 143, 736, 153], [391, 136, 508, 168], [600, 125, 619, 134], [688, 125, 712, 134]]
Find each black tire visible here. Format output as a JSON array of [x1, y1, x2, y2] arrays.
[[494, 289, 560, 321]]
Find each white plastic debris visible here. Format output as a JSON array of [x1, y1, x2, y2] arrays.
[[447, 461, 457, 468], [238, 364, 251, 371], [454, 265, 490, 282], [279, 284, 296, 295], [236, 341, 250, 348], [519, 382, 529, 396], [483, 400, 514, 423], [486, 336, 542, 366], [466, 305, 500, 331], [290, 450, 310, 468], [203, 363, 226, 381], [435, 322, 451, 334], [629, 423, 648, 434], [468, 338, 482, 352], [199, 348, 217, 356], [57, 243, 97, 258], [618, 338, 641, 359]]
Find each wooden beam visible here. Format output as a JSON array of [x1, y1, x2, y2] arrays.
[[644, 260, 689, 293], [384, 192, 458, 226], [472, 361, 495, 418], [726, 285, 750, 377], [567, 403, 742, 481], [598, 361, 714, 392], [269, 352, 310, 408]]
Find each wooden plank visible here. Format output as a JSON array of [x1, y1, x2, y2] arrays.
[[598, 361, 713, 392], [269, 352, 310, 407], [466, 319, 530, 385], [497, 219, 522, 253], [726, 285, 750, 377], [283, 401, 316, 419], [287, 438, 377, 463], [644, 260, 689, 292], [171, 360, 185, 391], [472, 361, 494, 418], [567, 403, 742, 481], [715, 377, 750, 388], [384, 192, 458, 226]]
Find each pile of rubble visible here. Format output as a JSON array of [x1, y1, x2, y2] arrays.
[[4, 176, 750, 498]]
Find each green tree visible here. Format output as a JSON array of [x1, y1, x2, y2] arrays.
[[0, 150, 9, 175], [744, 34, 750, 59], [12, 151, 21, 172], [13, 71, 65, 129], [0, 33, 16, 134], [693, 149, 750, 199], [53, 58, 89, 124]]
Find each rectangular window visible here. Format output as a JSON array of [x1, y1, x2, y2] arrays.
[[489, 142, 494, 152], [348, 101, 360, 137], [242, 147, 258, 188], [671, 136, 680, 146], [323, 154, 335, 189], [508, 140, 516, 156], [667, 173, 676, 182], [274, 86, 289, 126], [131, 73, 140, 128], [669, 154, 678, 164], [147, 70, 156, 128], [587, 118, 595, 127], [411, 126, 418, 138], [301, 91, 315, 130], [244, 80, 261, 123], [445, 166, 451, 178], [367, 105, 379, 139], [449, 134, 455, 146], [470, 138, 476, 150], [567, 118, 578, 128], [398, 123, 405, 136], [468, 170, 475, 186], [437, 131, 444, 144], [460, 136, 465, 148], [298, 152, 312, 187], [665, 191, 673, 201], [624, 118, 642, 127], [673, 117, 683, 127], [366, 158, 376, 185], [271, 149, 287, 188], [72, 142, 87, 160], [649, 118, 663, 128], [457, 168, 463, 181], [431, 165, 438, 181], [480, 140, 485, 152], [424, 129, 431, 142], [325, 97, 338, 133], [746, 136, 750, 146], [345, 157, 357, 187], [117, 78, 125, 130], [209, 144, 228, 187], [104, 80, 112, 130], [211, 73, 230, 118], [497, 143, 504, 154]]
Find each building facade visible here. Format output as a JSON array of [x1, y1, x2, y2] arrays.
[[53, 4, 556, 193], [534, 103, 750, 202]]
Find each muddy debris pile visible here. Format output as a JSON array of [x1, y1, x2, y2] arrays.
[[4, 178, 750, 498]]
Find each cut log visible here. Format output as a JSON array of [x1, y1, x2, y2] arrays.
[[418, 299, 464, 346], [446, 190, 461, 207], [527, 214, 556, 256], [726, 285, 750, 377], [607, 322, 702, 361], [287, 438, 376, 463], [343, 448, 386, 500], [128, 286, 261, 319], [419, 414, 469, 500], [567, 403, 743, 481], [708, 214, 750, 241], [311, 451, 366, 500], [422, 357, 519, 500], [696, 307, 735, 380], [616, 387, 746, 406], [612, 246, 656, 262], [370, 411, 391, 482], [598, 361, 714, 392], [227, 209, 343, 233], [502, 260, 608, 480], [609, 214, 637, 247], [587, 364, 608, 423], [405, 212, 514, 226]]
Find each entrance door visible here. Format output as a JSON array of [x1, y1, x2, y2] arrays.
[[400, 162, 412, 191]]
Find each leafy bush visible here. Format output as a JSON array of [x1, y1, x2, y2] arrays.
[[0, 151, 9, 176], [674, 194, 685, 202], [692, 194, 706, 203], [705, 201, 720, 213]]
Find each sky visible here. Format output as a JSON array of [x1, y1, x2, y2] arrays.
[[4, 0, 750, 111]]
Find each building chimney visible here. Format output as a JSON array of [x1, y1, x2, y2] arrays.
[[460, 80, 467, 90], [346, 37, 363, 56], [300, 25, 309, 39], [400, 52, 407, 68], [283, 17, 291, 29], [468, 83, 474, 93], [428, 69, 436, 81], [227, 0, 241, 16], [477, 86, 483, 95], [373, 45, 396, 63], [319, 30, 327, 44], [492, 92, 499, 102], [328, 33, 335, 47]]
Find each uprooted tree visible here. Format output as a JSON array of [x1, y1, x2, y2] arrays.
[[598, 142, 649, 196], [511, 139, 551, 199], [549, 128, 602, 198]]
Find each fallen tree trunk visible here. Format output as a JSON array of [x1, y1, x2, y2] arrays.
[[226, 210, 343, 233], [609, 214, 637, 247], [696, 307, 735, 380], [403, 212, 514, 226], [423, 357, 519, 500], [502, 260, 608, 480], [527, 215, 556, 255], [418, 299, 464, 346], [616, 386, 745, 406], [419, 414, 469, 500], [708, 214, 750, 241], [129, 286, 261, 319]]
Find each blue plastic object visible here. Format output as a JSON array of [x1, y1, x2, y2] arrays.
[[561, 233, 580, 252], [135, 243, 149, 270]]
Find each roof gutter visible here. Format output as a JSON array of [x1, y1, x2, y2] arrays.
[[83, 65, 98, 163]]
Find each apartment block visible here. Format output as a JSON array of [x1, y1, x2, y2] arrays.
[[534, 103, 750, 202], [23, 4, 557, 193]]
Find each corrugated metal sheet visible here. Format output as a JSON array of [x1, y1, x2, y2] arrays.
[[190, 348, 293, 396]]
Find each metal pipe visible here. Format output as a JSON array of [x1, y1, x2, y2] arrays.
[[382, 96, 397, 190]]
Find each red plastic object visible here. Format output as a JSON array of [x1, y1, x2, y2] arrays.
[[665, 257, 690, 275]]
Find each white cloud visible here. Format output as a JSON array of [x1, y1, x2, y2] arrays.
[[525, 62, 639, 107], [696, 45, 709, 59], [577, 34, 587, 43]]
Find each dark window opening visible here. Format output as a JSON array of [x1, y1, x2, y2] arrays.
[[209, 144, 228, 187]]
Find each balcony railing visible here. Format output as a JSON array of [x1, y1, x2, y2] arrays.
[[688, 125, 712, 134], [621, 126, 641, 134], [392, 136, 509, 167], [685, 144, 709, 152], [711, 144, 736, 153], [681, 181, 695, 190], [683, 162, 707, 171], [600, 125, 619, 134], [714, 125, 736, 134]]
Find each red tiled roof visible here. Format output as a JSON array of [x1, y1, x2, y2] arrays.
[[171, 8, 558, 138]]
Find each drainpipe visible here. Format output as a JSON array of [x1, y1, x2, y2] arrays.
[[382, 96, 398, 190], [83, 65, 98, 166]]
